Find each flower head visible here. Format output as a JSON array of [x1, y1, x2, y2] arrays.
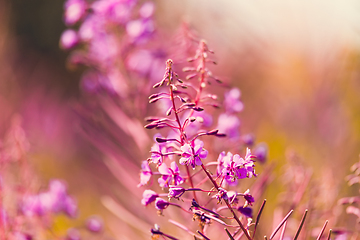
[[158, 162, 183, 188], [217, 148, 256, 185], [141, 190, 159, 206], [179, 139, 208, 168], [168, 186, 185, 199], [155, 198, 170, 210], [64, 0, 87, 26], [60, 29, 79, 50]]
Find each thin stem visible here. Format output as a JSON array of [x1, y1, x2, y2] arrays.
[[316, 220, 328, 240], [225, 228, 235, 240], [326, 229, 332, 240], [200, 164, 252, 240], [186, 165, 198, 202], [269, 210, 294, 240], [252, 199, 266, 240], [279, 221, 287, 240], [293, 209, 308, 240]]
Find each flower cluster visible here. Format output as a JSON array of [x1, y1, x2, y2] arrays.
[[139, 39, 260, 240], [60, 0, 158, 95]]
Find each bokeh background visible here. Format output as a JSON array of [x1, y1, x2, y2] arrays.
[[1, 0, 360, 238]]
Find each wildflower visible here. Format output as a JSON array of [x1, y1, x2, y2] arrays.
[[158, 162, 183, 188], [140, 2, 154, 18], [138, 160, 152, 187], [243, 189, 255, 206], [92, 0, 135, 24], [168, 186, 186, 199], [218, 149, 256, 185], [215, 188, 228, 203], [179, 139, 208, 168], [155, 198, 170, 210], [126, 18, 154, 44], [141, 190, 159, 206], [60, 29, 79, 50], [64, 0, 87, 26]]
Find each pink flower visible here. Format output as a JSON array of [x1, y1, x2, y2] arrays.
[[179, 139, 208, 168], [60, 29, 79, 50], [217, 149, 256, 185], [168, 186, 185, 199], [141, 190, 158, 206], [92, 0, 135, 24], [158, 162, 183, 188], [64, 0, 87, 26], [155, 198, 169, 210]]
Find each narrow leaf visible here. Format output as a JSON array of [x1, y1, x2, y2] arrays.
[[225, 228, 235, 240]]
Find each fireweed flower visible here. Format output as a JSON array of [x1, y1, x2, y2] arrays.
[[218, 148, 256, 185], [64, 0, 87, 26], [179, 139, 208, 168], [155, 198, 170, 210], [141, 190, 159, 206], [138, 160, 152, 187], [91, 0, 136, 24], [21, 179, 77, 217], [158, 162, 183, 188], [168, 186, 185, 199], [60, 29, 79, 50], [243, 189, 255, 206]]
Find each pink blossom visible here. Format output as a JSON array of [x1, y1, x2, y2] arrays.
[[158, 162, 183, 188], [60, 29, 79, 50], [179, 139, 208, 168], [64, 0, 87, 26], [141, 190, 158, 206]]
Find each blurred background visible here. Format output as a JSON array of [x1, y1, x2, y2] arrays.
[[1, 0, 360, 238]]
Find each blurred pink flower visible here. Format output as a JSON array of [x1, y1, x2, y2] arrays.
[[64, 0, 87, 26], [60, 29, 79, 49]]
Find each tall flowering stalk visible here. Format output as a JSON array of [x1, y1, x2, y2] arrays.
[[140, 39, 258, 240]]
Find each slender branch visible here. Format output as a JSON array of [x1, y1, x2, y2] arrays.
[[200, 164, 252, 240], [316, 220, 328, 240], [293, 209, 308, 240]]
